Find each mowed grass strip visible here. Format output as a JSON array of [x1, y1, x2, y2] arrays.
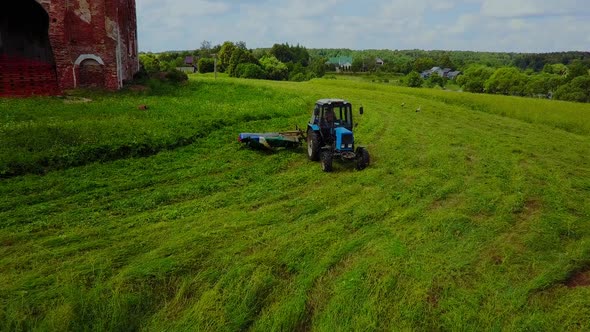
[[1, 75, 590, 330]]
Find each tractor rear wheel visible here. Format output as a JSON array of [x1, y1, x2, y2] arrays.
[[321, 151, 333, 172], [356, 147, 370, 170], [307, 130, 321, 161]]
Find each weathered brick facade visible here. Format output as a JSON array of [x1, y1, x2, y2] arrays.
[[0, 0, 139, 96]]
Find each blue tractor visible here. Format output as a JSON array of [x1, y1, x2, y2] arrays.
[[307, 99, 370, 172]]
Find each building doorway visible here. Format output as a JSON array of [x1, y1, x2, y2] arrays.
[[0, 1, 59, 96]]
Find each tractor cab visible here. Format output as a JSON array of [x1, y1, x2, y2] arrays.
[[307, 99, 369, 172], [311, 99, 354, 131]]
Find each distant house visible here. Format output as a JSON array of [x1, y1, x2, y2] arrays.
[[184, 56, 195, 66], [376, 58, 384, 66], [447, 71, 461, 80], [421, 66, 461, 79], [327, 56, 353, 71]]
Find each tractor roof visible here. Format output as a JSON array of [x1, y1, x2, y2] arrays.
[[316, 99, 350, 106]]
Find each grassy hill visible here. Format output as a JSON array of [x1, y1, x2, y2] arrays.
[[1, 75, 589, 330]]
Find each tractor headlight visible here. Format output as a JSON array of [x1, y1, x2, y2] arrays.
[[341, 144, 346, 149]]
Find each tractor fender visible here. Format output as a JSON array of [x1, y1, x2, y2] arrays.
[[307, 124, 320, 132]]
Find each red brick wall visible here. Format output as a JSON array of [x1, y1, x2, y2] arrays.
[[12, 0, 138, 94], [0, 0, 138, 96]]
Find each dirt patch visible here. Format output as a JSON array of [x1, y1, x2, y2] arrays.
[[516, 198, 542, 221], [64, 97, 92, 104], [566, 270, 590, 288], [427, 286, 442, 308], [428, 195, 459, 211], [128, 85, 150, 92]]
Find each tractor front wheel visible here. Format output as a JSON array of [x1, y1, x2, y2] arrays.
[[307, 130, 321, 161], [321, 151, 333, 172], [356, 147, 370, 170]]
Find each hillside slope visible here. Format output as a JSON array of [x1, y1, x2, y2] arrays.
[[1, 77, 589, 330]]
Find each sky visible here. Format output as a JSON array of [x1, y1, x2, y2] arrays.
[[136, 0, 590, 53]]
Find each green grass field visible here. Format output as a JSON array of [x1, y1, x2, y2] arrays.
[[1, 75, 590, 331]]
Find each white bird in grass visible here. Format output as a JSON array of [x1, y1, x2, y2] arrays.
[[416, 106, 421, 112]]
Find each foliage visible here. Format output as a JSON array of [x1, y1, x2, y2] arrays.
[[308, 57, 327, 78], [197, 58, 215, 74], [525, 73, 563, 96], [457, 65, 495, 93], [413, 57, 436, 72], [259, 56, 289, 81], [235, 63, 267, 79], [139, 53, 161, 73], [289, 72, 307, 82], [555, 75, 590, 102], [405, 71, 423, 88], [228, 48, 259, 77], [218, 41, 237, 72], [485, 67, 529, 96], [425, 74, 446, 88], [566, 60, 589, 82], [164, 69, 189, 83], [200, 40, 212, 58], [270, 43, 310, 66]]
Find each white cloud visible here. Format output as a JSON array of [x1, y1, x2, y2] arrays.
[[480, 0, 588, 18], [136, 0, 590, 52]]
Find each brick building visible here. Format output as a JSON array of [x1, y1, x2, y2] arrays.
[[0, 0, 139, 96]]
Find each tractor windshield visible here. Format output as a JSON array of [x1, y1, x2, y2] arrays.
[[323, 103, 352, 129]]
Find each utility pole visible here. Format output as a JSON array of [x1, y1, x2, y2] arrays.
[[212, 54, 217, 79]]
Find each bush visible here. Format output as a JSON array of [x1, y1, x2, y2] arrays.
[[228, 48, 259, 77], [259, 56, 288, 81], [165, 69, 188, 83], [290, 73, 306, 82], [235, 63, 266, 79], [457, 65, 495, 93], [485, 67, 528, 96], [554, 76, 590, 102], [406, 71, 423, 88], [198, 58, 215, 73]]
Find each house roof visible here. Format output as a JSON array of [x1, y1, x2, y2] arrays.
[[316, 99, 350, 106], [327, 56, 353, 65]]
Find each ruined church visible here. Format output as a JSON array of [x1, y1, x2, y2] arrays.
[[0, 0, 139, 96]]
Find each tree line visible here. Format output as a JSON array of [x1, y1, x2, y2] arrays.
[[139, 44, 590, 103], [139, 41, 327, 82]]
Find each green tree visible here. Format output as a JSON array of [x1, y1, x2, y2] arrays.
[[197, 58, 215, 73], [406, 71, 423, 88], [309, 57, 327, 78], [218, 41, 236, 72], [485, 67, 528, 96], [566, 60, 589, 82], [413, 57, 435, 72], [542, 64, 554, 74], [525, 73, 563, 96], [551, 63, 568, 76], [438, 54, 455, 69], [259, 56, 288, 81], [351, 58, 363, 73], [426, 74, 445, 88], [456, 65, 495, 93], [227, 48, 258, 77], [199, 40, 212, 58], [554, 76, 590, 102], [139, 54, 160, 73], [235, 63, 266, 79]]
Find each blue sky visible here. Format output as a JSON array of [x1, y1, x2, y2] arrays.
[[137, 0, 590, 52]]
